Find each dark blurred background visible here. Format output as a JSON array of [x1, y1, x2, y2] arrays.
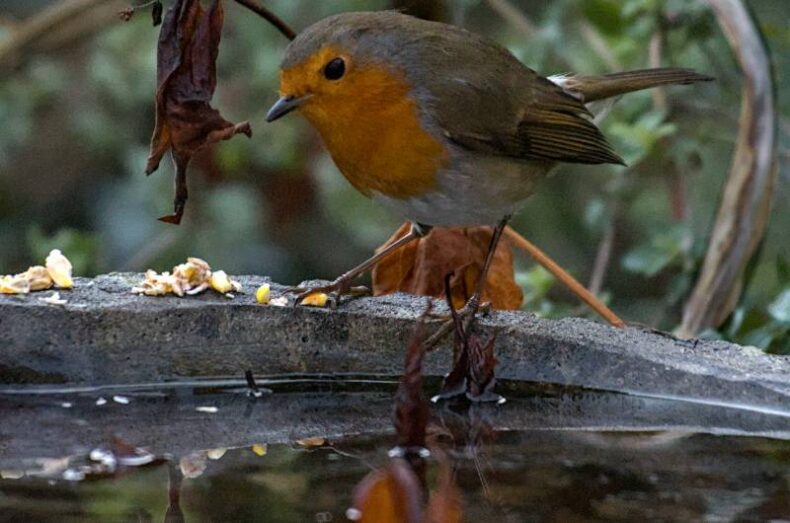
[[0, 0, 787, 350]]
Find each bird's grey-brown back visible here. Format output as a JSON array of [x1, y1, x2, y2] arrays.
[[284, 12, 550, 113]]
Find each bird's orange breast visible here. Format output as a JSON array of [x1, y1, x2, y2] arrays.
[[283, 61, 448, 200]]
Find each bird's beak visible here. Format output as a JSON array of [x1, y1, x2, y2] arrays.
[[266, 94, 311, 122]]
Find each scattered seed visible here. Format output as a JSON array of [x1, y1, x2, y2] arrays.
[[207, 448, 226, 460], [256, 284, 271, 304], [270, 296, 289, 307], [300, 293, 329, 307], [296, 437, 327, 448], [39, 292, 67, 305]]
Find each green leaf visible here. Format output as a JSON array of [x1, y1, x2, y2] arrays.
[[621, 225, 689, 277], [741, 325, 786, 351], [517, 265, 556, 305], [582, 0, 625, 35], [766, 327, 790, 355], [583, 198, 607, 232], [768, 288, 790, 324], [777, 256, 790, 284]]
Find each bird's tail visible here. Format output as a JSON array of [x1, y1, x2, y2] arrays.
[[552, 68, 713, 103]]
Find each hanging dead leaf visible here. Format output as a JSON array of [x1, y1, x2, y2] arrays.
[[372, 223, 523, 310], [145, 0, 252, 224]]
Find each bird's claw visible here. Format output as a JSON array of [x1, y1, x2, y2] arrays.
[[287, 279, 371, 308], [425, 297, 492, 349], [426, 300, 492, 322]]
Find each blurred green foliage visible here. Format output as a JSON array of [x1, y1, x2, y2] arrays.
[[0, 0, 787, 351]]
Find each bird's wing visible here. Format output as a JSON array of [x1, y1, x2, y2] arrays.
[[438, 72, 624, 166], [395, 23, 625, 166]]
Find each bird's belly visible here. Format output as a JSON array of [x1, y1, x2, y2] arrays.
[[372, 156, 553, 227]]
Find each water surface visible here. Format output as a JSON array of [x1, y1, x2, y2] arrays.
[[1, 377, 788, 522]]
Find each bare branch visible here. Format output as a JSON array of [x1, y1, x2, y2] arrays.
[[679, 0, 778, 338], [233, 0, 296, 40], [587, 209, 618, 297], [579, 21, 621, 70], [0, 0, 121, 73], [649, 28, 667, 110], [485, 0, 537, 38]]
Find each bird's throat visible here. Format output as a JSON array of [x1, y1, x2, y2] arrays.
[[300, 66, 447, 200]]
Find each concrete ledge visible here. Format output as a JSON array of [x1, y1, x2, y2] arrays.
[[1, 274, 788, 415]]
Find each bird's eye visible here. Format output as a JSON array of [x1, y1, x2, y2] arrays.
[[324, 58, 346, 80]]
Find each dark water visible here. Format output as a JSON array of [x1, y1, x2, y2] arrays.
[[1, 378, 788, 522]]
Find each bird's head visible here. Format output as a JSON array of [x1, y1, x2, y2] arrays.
[[265, 12, 416, 127]]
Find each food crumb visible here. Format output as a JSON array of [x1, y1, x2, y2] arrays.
[[256, 284, 271, 304], [300, 293, 329, 307]]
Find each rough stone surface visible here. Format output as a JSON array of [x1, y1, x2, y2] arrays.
[[1, 274, 788, 414]]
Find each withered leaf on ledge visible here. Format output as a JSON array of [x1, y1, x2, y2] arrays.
[[372, 223, 523, 310]]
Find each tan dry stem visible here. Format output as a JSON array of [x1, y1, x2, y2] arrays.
[[679, 0, 777, 338]]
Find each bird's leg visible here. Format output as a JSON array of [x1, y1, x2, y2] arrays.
[[291, 222, 431, 305], [426, 215, 511, 348], [464, 215, 511, 324]]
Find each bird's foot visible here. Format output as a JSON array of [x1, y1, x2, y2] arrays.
[[426, 299, 492, 322], [425, 295, 491, 349], [287, 278, 371, 308]]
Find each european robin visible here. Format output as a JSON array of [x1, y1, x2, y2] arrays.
[[265, 11, 711, 308]]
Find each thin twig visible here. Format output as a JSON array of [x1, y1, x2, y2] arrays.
[[485, 0, 537, 38], [232, 0, 296, 40], [245, 370, 271, 397], [0, 0, 116, 72], [587, 210, 617, 296], [649, 24, 688, 224], [505, 227, 625, 328], [579, 21, 621, 70], [649, 28, 667, 110]]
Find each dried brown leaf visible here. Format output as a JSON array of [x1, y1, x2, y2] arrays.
[[146, 0, 252, 224], [372, 223, 523, 310]]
